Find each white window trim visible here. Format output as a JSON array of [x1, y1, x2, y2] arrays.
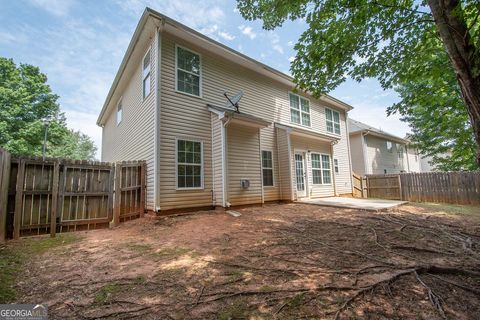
[[116, 98, 123, 126], [311, 152, 332, 185], [261, 150, 275, 187], [325, 108, 341, 135], [174, 44, 203, 98], [334, 158, 339, 174], [142, 47, 152, 100], [289, 92, 311, 128], [397, 144, 404, 159], [175, 137, 204, 190]]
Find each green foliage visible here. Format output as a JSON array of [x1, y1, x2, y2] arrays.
[[0, 57, 96, 160], [237, 0, 480, 170]]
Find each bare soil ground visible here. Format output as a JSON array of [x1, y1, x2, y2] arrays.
[[9, 203, 480, 319]]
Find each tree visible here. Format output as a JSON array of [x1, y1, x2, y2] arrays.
[[0, 57, 97, 159], [237, 0, 480, 168], [389, 37, 477, 170]]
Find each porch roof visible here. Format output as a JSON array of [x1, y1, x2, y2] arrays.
[[274, 123, 340, 143], [207, 104, 271, 129]]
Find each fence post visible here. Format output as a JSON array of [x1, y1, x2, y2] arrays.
[[110, 162, 122, 228], [0, 150, 11, 243], [397, 174, 402, 200], [13, 159, 25, 240], [50, 161, 60, 238], [140, 161, 146, 217]]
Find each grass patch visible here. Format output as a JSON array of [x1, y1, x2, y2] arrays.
[[94, 282, 121, 304], [152, 246, 193, 258], [0, 234, 78, 303], [412, 202, 480, 217], [126, 243, 153, 253], [218, 298, 249, 320]]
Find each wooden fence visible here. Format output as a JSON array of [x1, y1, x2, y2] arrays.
[[0, 149, 146, 241], [352, 173, 366, 198], [363, 172, 480, 205]]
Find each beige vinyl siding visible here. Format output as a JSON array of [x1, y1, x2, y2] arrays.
[[211, 114, 224, 206], [349, 133, 366, 176], [276, 127, 293, 201], [365, 136, 408, 174], [290, 136, 334, 199], [226, 123, 262, 206], [260, 125, 281, 201], [406, 147, 421, 172], [159, 36, 213, 210], [158, 32, 351, 209], [333, 110, 352, 194], [101, 34, 157, 210]]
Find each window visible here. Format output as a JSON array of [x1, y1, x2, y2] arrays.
[[116, 100, 122, 125], [289, 93, 310, 126], [176, 46, 201, 96], [143, 48, 151, 99], [397, 144, 404, 159], [386, 141, 393, 152], [325, 108, 340, 134], [311, 153, 332, 184], [262, 150, 274, 186], [334, 158, 339, 174], [177, 139, 202, 189]]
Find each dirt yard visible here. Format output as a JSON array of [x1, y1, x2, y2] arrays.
[[3, 202, 480, 319]]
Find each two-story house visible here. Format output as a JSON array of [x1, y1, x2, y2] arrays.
[[97, 8, 354, 213], [348, 119, 424, 175]]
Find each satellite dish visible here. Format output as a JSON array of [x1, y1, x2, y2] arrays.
[[224, 90, 243, 113]]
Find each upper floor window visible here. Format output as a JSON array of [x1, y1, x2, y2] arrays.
[[116, 99, 122, 125], [177, 139, 203, 189], [386, 141, 393, 152], [311, 153, 332, 184], [262, 150, 274, 186], [289, 93, 311, 126], [143, 48, 151, 99], [326, 108, 340, 134], [176, 46, 201, 97], [397, 144, 404, 159]]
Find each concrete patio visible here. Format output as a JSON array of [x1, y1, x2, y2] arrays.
[[299, 197, 408, 211]]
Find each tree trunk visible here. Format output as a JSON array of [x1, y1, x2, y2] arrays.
[[427, 0, 480, 168]]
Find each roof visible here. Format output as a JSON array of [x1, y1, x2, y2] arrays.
[[348, 118, 409, 144], [97, 8, 354, 126], [207, 104, 271, 128]]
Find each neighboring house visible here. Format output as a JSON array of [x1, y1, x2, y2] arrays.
[[348, 119, 423, 175], [97, 8, 354, 213]]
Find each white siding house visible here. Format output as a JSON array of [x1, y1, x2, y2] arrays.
[[97, 8, 355, 212], [348, 119, 423, 175]]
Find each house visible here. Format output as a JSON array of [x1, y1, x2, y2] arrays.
[[348, 119, 425, 175], [96, 8, 354, 213]]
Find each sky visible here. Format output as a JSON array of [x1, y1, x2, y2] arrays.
[[0, 0, 410, 159]]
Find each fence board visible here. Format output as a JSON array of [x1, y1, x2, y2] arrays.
[[365, 172, 480, 205], [0, 149, 11, 243]]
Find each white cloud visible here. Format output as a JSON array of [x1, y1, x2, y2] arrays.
[[218, 31, 235, 41], [29, 0, 75, 16], [288, 56, 295, 62], [0, 31, 28, 45], [239, 25, 256, 39], [268, 32, 284, 54], [64, 110, 102, 159], [114, 0, 226, 31], [287, 40, 294, 47]]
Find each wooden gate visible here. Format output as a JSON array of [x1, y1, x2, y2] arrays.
[[365, 174, 402, 200], [352, 173, 366, 198], [0, 152, 146, 240]]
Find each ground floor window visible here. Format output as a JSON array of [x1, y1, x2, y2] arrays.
[[262, 150, 274, 186], [177, 139, 202, 189], [311, 153, 332, 184]]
